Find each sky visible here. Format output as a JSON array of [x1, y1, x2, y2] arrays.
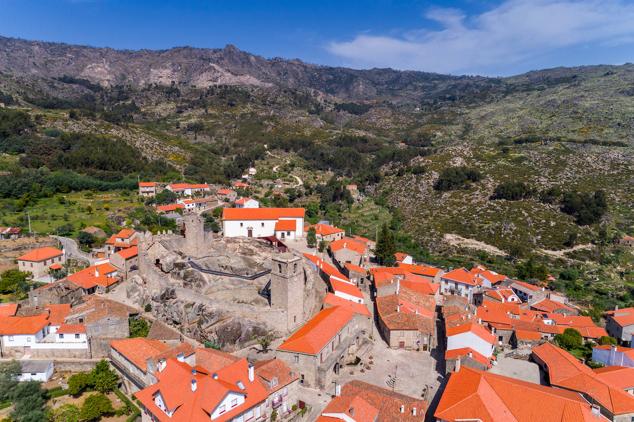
[[1, 0, 634, 76]]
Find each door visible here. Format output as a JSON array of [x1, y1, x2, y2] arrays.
[[247, 228, 253, 238], [399, 341, 405, 349]]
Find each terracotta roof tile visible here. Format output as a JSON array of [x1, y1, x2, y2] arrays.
[[17, 247, 63, 262], [222, 207, 304, 220]]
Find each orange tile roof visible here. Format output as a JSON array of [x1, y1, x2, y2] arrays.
[[515, 329, 542, 341], [195, 348, 240, 374], [446, 322, 496, 344], [111, 338, 171, 372], [376, 289, 435, 334], [303, 253, 348, 281], [401, 274, 440, 295], [168, 183, 210, 191], [593, 366, 634, 391], [274, 219, 296, 231], [234, 197, 253, 205], [607, 307, 634, 327], [254, 358, 298, 394], [0, 303, 18, 317], [435, 366, 602, 422], [397, 263, 442, 278], [318, 380, 426, 422], [57, 323, 86, 334], [329, 237, 367, 255], [49, 263, 63, 270], [445, 347, 492, 368], [138, 182, 156, 187], [135, 357, 268, 422], [46, 303, 71, 326], [323, 293, 371, 317], [344, 262, 366, 274], [394, 252, 410, 262], [469, 266, 508, 284], [67, 262, 119, 290], [222, 207, 305, 221], [233, 181, 249, 188], [532, 342, 634, 415], [306, 223, 344, 236], [512, 279, 543, 292], [441, 268, 480, 286], [116, 245, 138, 260], [278, 306, 355, 355], [0, 314, 49, 335], [17, 247, 63, 262], [330, 277, 364, 299], [217, 188, 235, 195], [483, 287, 519, 302], [156, 203, 184, 212]]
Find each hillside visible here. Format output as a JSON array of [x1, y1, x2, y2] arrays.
[[0, 36, 632, 310]]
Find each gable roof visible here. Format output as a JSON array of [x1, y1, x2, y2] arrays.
[[532, 342, 634, 415], [435, 366, 604, 422], [138, 182, 156, 187], [17, 247, 63, 262], [607, 307, 634, 327], [277, 306, 355, 355], [330, 277, 364, 299], [306, 223, 344, 237], [323, 293, 371, 317], [446, 322, 496, 344], [329, 237, 367, 255], [67, 262, 119, 290], [135, 357, 267, 422], [0, 303, 18, 318], [274, 219, 296, 231], [111, 338, 172, 372], [222, 207, 305, 221], [376, 289, 435, 334], [254, 358, 298, 394], [397, 263, 442, 278], [593, 366, 634, 391], [116, 245, 139, 260], [441, 268, 480, 286], [0, 314, 49, 335], [318, 380, 426, 422]]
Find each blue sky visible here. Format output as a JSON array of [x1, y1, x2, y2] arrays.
[[1, 0, 634, 76]]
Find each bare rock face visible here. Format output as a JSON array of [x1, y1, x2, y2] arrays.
[[151, 289, 274, 351]]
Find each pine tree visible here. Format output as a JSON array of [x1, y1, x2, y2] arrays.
[[306, 227, 317, 248], [375, 223, 396, 266]]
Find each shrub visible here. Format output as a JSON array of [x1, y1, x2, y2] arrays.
[[555, 328, 583, 350], [561, 190, 608, 226], [79, 393, 114, 421], [491, 181, 534, 201], [434, 166, 482, 191], [68, 372, 93, 396]]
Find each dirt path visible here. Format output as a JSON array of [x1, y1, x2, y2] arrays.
[[538, 243, 593, 258], [443, 234, 507, 256]]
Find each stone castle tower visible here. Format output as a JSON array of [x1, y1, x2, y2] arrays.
[[184, 214, 206, 257], [270, 252, 304, 332]]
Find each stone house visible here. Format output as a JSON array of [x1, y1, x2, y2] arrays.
[[606, 307, 634, 346], [110, 246, 139, 277], [28, 279, 83, 307], [105, 228, 138, 258], [305, 223, 345, 243], [618, 235, 634, 247], [276, 306, 369, 389], [376, 286, 436, 351], [343, 263, 368, 288], [329, 237, 368, 270], [138, 182, 158, 197], [66, 262, 121, 295], [17, 247, 65, 281]]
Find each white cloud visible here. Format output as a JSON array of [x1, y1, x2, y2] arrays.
[[327, 0, 634, 75]]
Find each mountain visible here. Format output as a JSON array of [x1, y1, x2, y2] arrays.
[[0, 36, 632, 275]]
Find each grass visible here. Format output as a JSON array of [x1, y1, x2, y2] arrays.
[[341, 199, 392, 240], [0, 191, 142, 236]]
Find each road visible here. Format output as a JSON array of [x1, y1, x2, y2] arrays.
[[52, 235, 96, 265]]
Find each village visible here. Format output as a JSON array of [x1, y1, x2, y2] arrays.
[[0, 177, 632, 422]]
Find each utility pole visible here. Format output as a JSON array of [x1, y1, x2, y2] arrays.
[[27, 212, 32, 235], [393, 364, 398, 392]]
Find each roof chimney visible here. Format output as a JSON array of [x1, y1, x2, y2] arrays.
[[396, 279, 400, 295], [335, 383, 341, 397], [412, 407, 417, 416], [212, 373, 218, 380], [396, 304, 400, 313], [176, 352, 185, 362], [455, 357, 461, 372], [191, 379, 197, 391], [94, 267, 99, 277], [591, 405, 600, 416], [248, 363, 254, 382]]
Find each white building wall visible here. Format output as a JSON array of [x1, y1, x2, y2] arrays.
[[18, 363, 54, 382], [223, 217, 304, 238], [447, 332, 494, 358], [2, 329, 47, 347], [210, 392, 246, 420], [333, 290, 364, 304]]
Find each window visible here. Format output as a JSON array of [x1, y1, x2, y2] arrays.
[[293, 263, 297, 273], [294, 355, 299, 363], [218, 405, 226, 414], [8, 336, 13, 341], [231, 398, 238, 407], [261, 222, 264, 227], [27, 337, 31, 342], [75, 334, 80, 339], [240, 223, 243, 227], [59, 334, 64, 339]]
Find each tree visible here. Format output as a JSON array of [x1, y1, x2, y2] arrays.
[[68, 372, 93, 396], [91, 360, 118, 393], [0, 360, 21, 401], [10, 381, 47, 422], [555, 328, 583, 351], [0, 269, 30, 296], [79, 393, 114, 421], [306, 227, 317, 249], [598, 336, 617, 346], [51, 404, 81, 422], [78, 231, 95, 248], [375, 223, 396, 266], [129, 317, 150, 338], [515, 257, 548, 281], [257, 335, 272, 353]]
